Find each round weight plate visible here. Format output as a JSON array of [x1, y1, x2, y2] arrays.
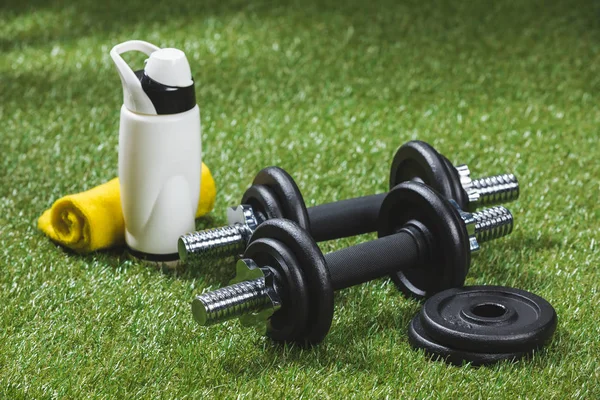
[[248, 219, 334, 345], [407, 314, 530, 366], [389, 141, 467, 208], [420, 286, 558, 353], [242, 184, 285, 222], [378, 181, 470, 299], [439, 154, 469, 209], [244, 238, 309, 342], [252, 167, 310, 231]]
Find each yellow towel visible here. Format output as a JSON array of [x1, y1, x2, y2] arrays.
[[38, 163, 216, 253]]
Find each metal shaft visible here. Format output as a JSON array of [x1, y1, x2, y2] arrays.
[[471, 173, 519, 207], [472, 206, 513, 243], [179, 224, 251, 263], [192, 278, 272, 326]]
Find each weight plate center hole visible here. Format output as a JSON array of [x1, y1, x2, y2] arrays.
[[470, 303, 507, 319]]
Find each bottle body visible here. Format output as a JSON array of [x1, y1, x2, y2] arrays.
[[118, 104, 201, 259]]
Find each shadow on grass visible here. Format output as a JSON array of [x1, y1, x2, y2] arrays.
[[45, 214, 236, 285], [467, 232, 562, 286], [1, 0, 251, 51], [497, 233, 561, 253], [216, 287, 564, 377], [4, 0, 598, 53], [0, 0, 309, 52], [212, 289, 417, 376], [163, 256, 238, 287], [53, 239, 129, 265]]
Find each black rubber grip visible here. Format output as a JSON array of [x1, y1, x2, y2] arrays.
[[324, 228, 421, 291], [307, 193, 386, 242]]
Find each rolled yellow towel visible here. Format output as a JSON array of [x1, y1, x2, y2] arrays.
[[38, 163, 216, 253]]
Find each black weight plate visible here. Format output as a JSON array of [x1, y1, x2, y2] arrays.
[[389, 141, 461, 201], [248, 219, 334, 345], [407, 314, 530, 366], [439, 154, 469, 210], [242, 184, 285, 222], [378, 181, 470, 299], [252, 167, 310, 231], [420, 286, 558, 353], [244, 238, 309, 342]]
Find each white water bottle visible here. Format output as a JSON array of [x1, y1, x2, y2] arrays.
[[110, 40, 201, 262]]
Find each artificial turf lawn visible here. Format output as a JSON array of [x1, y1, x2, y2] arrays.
[[1, 0, 599, 397]]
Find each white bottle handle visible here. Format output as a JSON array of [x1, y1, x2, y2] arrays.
[[110, 40, 161, 115]]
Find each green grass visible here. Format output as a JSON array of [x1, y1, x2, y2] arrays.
[[1, 0, 600, 397]]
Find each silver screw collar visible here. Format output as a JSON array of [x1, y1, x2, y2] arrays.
[[450, 200, 514, 253], [456, 164, 519, 211], [226, 204, 260, 232]]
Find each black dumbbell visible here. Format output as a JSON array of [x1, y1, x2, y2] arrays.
[[179, 140, 519, 263], [191, 182, 514, 345]]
